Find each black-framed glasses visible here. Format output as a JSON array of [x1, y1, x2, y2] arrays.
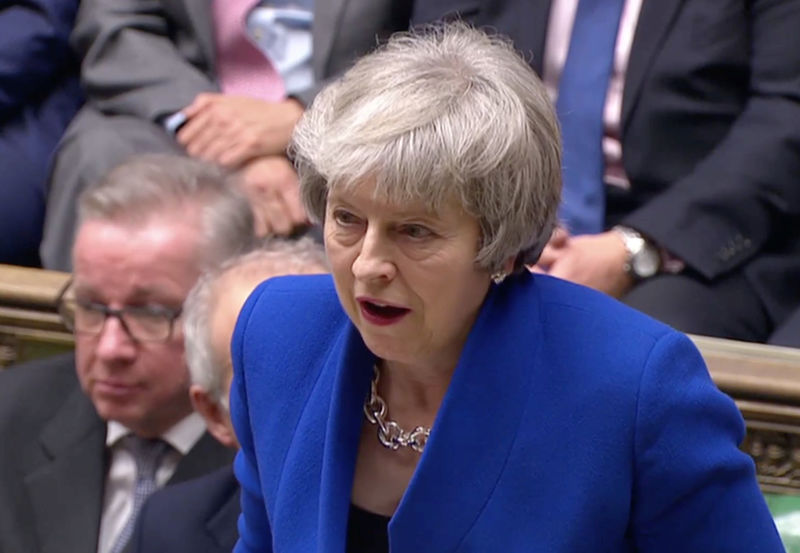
[[56, 279, 183, 343]]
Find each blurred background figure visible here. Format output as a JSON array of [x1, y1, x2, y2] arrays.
[[0, 0, 83, 266], [131, 239, 327, 553], [0, 154, 253, 553], [41, 0, 415, 270], [413, 0, 800, 345]]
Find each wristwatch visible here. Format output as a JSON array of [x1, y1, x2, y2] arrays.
[[613, 225, 661, 280]]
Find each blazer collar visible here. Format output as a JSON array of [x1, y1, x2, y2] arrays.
[[318, 273, 543, 553], [170, 432, 236, 485], [26, 387, 107, 553]]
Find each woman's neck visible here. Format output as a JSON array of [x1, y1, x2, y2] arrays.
[[378, 357, 455, 416]]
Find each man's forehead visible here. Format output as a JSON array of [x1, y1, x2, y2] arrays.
[[72, 218, 203, 303]]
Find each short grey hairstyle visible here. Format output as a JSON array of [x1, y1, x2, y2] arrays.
[[78, 154, 256, 270], [183, 237, 328, 404], [292, 22, 561, 272]]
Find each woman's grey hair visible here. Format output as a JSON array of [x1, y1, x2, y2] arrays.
[[292, 22, 562, 272], [183, 237, 328, 405], [78, 154, 256, 270]]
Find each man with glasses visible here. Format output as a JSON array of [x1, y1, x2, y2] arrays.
[[0, 154, 255, 553]]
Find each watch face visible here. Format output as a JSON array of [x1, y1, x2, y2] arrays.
[[632, 247, 661, 278]]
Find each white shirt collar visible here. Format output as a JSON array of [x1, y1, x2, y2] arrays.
[[105, 412, 206, 455]]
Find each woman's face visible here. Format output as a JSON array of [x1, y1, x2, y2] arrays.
[[324, 181, 491, 370]]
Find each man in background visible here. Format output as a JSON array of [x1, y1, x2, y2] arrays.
[[0, 154, 254, 553], [131, 239, 328, 553], [413, 1, 800, 344], [41, 0, 414, 270]]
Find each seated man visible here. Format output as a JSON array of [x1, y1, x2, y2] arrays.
[[0, 154, 255, 553], [413, 1, 800, 343], [41, 0, 414, 270], [0, 0, 82, 266], [131, 239, 327, 553]]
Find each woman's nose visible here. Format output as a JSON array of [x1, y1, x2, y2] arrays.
[[351, 227, 397, 282]]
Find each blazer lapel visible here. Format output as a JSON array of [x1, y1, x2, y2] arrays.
[[185, 0, 217, 74], [25, 388, 106, 553], [313, 0, 348, 77], [621, 0, 685, 130], [388, 273, 543, 552], [317, 325, 375, 553]]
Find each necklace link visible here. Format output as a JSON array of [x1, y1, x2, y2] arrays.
[[363, 365, 431, 453]]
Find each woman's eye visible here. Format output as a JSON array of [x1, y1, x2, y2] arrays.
[[332, 209, 361, 227], [400, 224, 434, 240]]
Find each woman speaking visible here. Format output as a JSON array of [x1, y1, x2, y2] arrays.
[[230, 23, 783, 553]]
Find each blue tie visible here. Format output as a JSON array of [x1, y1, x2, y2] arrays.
[[556, 0, 625, 235]]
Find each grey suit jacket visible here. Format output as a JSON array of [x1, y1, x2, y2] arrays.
[[0, 354, 235, 553], [71, 0, 414, 122]]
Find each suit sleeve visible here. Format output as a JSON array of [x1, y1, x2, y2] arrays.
[[231, 286, 274, 553], [623, 0, 800, 279], [630, 332, 784, 551], [0, 0, 79, 119], [71, 0, 218, 123]]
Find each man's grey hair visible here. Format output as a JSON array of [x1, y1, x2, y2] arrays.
[[78, 154, 256, 270], [292, 22, 562, 273], [183, 237, 328, 405]]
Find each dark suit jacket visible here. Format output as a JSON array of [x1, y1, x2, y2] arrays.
[[413, 0, 800, 326], [0, 354, 235, 553], [0, 0, 82, 265], [131, 465, 240, 553], [230, 274, 781, 552]]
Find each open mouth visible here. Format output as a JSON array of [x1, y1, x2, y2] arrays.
[[358, 299, 410, 325]]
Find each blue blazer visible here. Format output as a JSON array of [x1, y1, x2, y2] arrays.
[[231, 273, 783, 552]]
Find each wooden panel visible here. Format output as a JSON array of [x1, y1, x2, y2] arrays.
[[691, 335, 800, 495], [0, 264, 72, 367]]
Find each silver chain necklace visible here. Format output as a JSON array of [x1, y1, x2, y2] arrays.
[[363, 364, 431, 453]]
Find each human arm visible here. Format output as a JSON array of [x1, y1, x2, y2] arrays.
[[0, 0, 79, 119], [233, 156, 308, 236], [630, 332, 784, 551], [532, 226, 635, 297], [535, 231, 634, 297], [622, 0, 800, 279], [71, 0, 217, 122], [176, 94, 304, 168]]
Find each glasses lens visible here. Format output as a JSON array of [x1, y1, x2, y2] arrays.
[[73, 302, 109, 334], [124, 309, 173, 342]]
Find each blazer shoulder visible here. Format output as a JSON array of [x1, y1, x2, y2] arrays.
[[532, 274, 675, 343], [0, 353, 78, 422], [525, 275, 698, 391], [235, 274, 349, 369]]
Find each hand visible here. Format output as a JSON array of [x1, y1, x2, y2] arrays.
[[235, 156, 308, 236], [533, 225, 570, 272], [177, 93, 304, 168], [532, 231, 634, 298]]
